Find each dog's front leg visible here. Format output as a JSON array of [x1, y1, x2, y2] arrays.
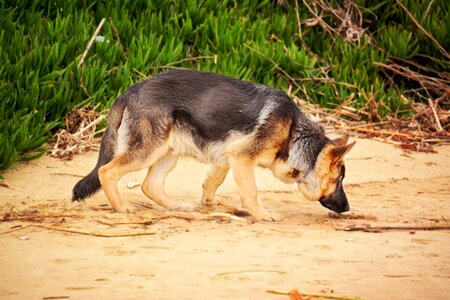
[[228, 155, 282, 222]]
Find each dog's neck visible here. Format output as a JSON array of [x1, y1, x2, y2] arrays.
[[287, 118, 330, 175]]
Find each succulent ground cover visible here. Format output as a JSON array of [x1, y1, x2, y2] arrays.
[[1, 0, 448, 170]]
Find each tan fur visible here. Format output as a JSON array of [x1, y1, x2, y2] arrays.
[[98, 144, 171, 212], [332, 133, 349, 146], [271, 158, 299, 184], [222, 118, 291, 221], [201, 165, 229, 206], [98, 106, 352, 220], [98, 155, 141, 213], [141, 154, 181, 210], [298, 141, 355, 201]]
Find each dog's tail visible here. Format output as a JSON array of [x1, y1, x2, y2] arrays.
[[72, 97, 127, 201]]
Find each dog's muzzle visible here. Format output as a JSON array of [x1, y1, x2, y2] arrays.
[[319, 185, 350, 213]]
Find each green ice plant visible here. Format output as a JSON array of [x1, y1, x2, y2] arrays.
[[0, 0, 448, 170]]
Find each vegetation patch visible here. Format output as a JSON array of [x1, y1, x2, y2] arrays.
[[1, 0, 448, 170]]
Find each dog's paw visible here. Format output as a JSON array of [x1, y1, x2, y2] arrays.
[[114, 204, 136, 213], [171, 203, 195, 212], [201, 197, 218, 207], [253, 211, 283, 222]]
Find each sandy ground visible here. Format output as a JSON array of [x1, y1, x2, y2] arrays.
[[0, 137, 449, 300]]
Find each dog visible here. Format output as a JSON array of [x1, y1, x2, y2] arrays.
[[73, 70, 355, 221]]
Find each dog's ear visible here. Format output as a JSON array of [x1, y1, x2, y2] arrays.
[[329, 141, 355, 164], [332, 133, 349, 146]]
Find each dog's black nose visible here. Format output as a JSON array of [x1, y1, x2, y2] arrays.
[[319, 197, 350, 213]]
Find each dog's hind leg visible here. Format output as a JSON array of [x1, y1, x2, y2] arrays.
[[141, 153, 193, 211], [98, 154, 147, 213], [201, 164, 229, 206]]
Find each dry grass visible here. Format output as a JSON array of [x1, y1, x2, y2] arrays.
[[296, 96, 450, 152], [49, 104, 105, 160]]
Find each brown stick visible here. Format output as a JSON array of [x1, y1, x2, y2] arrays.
[[294, 0, 316, 59], [0, 179, 11, 188], [336, 126, 417, 138], [373, 62, 450, 90], [338, 225, 450, 233], [150, 56, 216, 72], [395, 0, 450, 60], [266, 289, 363, 300], [1, 214, 79, 222], [77, 18, 106, 97], [108, 17, 126, 60], [301, 0, 335, 37], [78, 18, 107, 68], [96, 212, 247, 227], [0, 224, 156, 238], [50, 172, 84, 177], [427, 98, 443, 131]]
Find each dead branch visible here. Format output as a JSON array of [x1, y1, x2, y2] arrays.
[[395, 0, 450, 60], [0, 178, 11, 188], [267, 289, 363, 300], [78, 18, 107, 68], [96, 212, 247, 227], [2, 206, 15, 221], [0, 224, 157, 238], [108, 17, 127, 60], [50, 103, 105, 160], [294, 0, 316, 58], [50, 172, 84, 177], [302, 0, 364, 45], [373, 62, 450, 93], [299, 89, 450, 152], [328, 212, 377, 221], [150, 55, 216, 72], [428, 98, 443, 131], [1, 214, 79, 222], [338, 224, 450, 233], [339, 127, 417, 139], [77, 18, 107, 96]]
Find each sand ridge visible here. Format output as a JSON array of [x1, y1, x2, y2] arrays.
[[1, 137, 449, 299]]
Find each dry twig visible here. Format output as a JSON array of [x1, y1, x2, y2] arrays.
[[150, 55, 217, 73], [50, 103, 105, 160], [395, 0, 450, 60], [0, 224, 156, 238], [77, 18, 107, 96], [301, 0, 364, 45], [338, 224, 450, 233], [78, 18, 107, 68], [428, 98, 443, 131], [1, 214, 79, 222], [267, 289, 363, 300], [297, 95, 450, 152], [96, 212, 247, 227], [108, 17, 127, 60], [0, 178, 10, 188]]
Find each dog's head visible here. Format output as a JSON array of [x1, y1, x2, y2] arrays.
[[297, 134, 355, 213]]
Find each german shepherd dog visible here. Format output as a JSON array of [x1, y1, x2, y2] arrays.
[[73, 70, 355, 221]]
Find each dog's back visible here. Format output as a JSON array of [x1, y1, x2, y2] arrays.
[[135, 70, 298, 141]]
